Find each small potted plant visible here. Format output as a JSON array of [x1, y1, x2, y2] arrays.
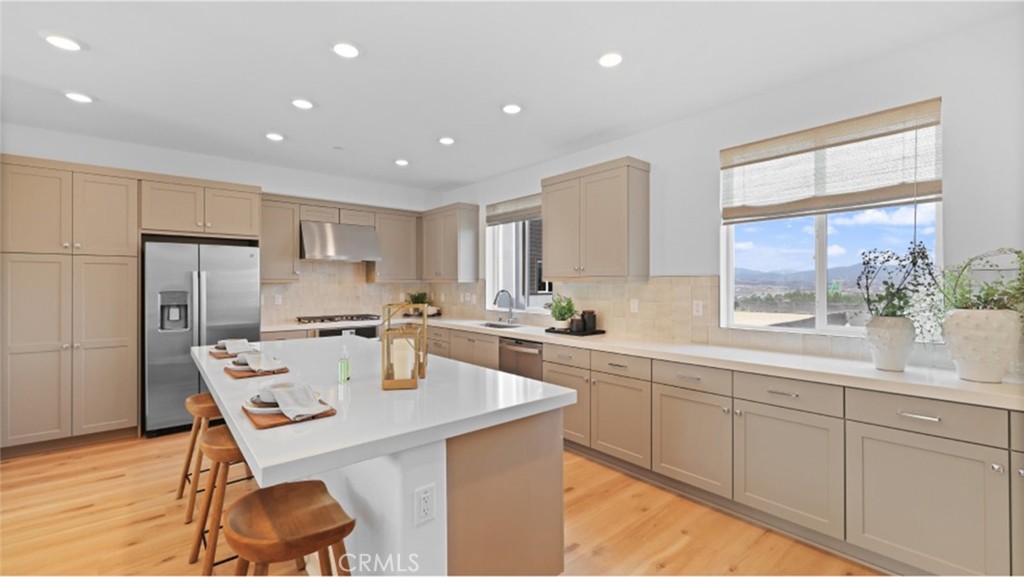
[[939, 248, 1023, 383], [856, 241, 937, 372], [548, 294, 576, 330], [408, 292, 430, 316]]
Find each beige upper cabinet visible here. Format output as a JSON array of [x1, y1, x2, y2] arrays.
[[653, 384, 733, 498], [421, 203, 478, 282], [373, 213, 418, 282], [1, 254, 73, 447], [260, 200, 301, 283], [733, 399, 845, 540], [72, 173, 138, 256], [846, 421, 1010, 575], [72, 256, 138, 435], [541, 157, 649, 280], [141, 181, 259, 237], [340, 209, 376, 227], [590, 371, 651, 468], [140, 181, 205, 234], [1, 164, 73, 254], [204, 188, 260, 237], [300, 204, 340, 224]]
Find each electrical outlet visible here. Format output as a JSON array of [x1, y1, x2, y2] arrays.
[[464, 292, 471, 302], [274, 294, 283, 306], [630, 299, 639, 313], [414, 483, 436, 526], [440, 293, 446, 303], [693, 300, 704, 316]]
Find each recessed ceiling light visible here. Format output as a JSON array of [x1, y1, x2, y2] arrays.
[[65, 92, 92, 103], [598, 52, 623, 68], [332, 43, 360, 58], [291, 99, 314, 110], [45, 35, 81, 51], [502, 104, 522, 115], [438, 137, 455, 146], [266, 133, 284, 142], [395, 159, 409, 167]]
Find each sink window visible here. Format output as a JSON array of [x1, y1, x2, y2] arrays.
[[485, 194, 551, 311], [720, 98, 943, 337]]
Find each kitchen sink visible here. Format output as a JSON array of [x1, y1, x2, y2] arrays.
[[481, 322, 520, 329]]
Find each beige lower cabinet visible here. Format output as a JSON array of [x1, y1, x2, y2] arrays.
[[72, 256, 138, 435], [733, 399, 844, 539], [542, 362, 591, 445], [1, 254, 73, 446], [846, 421, 1010, 575], [260, 330, 310, 341], [590, 371, 651, 468], [427, 338, 450, 358], [1012, 451, 1023, 576], [652, 384, 733, 498], [448, 331, 498, 370], [260, 200, 301, 282]]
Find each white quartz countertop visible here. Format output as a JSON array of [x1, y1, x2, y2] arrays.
[[428, 319, 1024, 411], [191, 335, 576, 486], [261, 319, 382, 332]]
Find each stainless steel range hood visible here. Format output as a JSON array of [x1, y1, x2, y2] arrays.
[[300, 220, 383, 262]]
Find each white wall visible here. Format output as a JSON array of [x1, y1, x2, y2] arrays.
[[0, 123, 432, 211], [438, 9, 1024, 274]]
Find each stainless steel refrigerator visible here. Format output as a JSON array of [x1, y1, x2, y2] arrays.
[[143, 241, 260, 433]]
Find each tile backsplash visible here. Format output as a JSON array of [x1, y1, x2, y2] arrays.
[[261, 267, 1022, 375]]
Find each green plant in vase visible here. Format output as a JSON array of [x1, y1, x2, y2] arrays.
[[938, 248, 1024, 383], [548, 294, 576, 329], [408, 292, 430, 316], [855, 241, 937, 372]]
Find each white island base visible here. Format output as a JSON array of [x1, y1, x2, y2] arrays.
[[191, 336, 573, 575]]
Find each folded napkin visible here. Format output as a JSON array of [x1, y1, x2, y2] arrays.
[[221, 339, 255, 355], [272, 383, 331, 421], [241, 353, 285, 373]]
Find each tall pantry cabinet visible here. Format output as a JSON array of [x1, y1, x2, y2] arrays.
[[1, 163, 139, 447]]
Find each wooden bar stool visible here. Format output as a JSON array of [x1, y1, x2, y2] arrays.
[[189, 425, 246, 575], [178, 392, 222, 524], [223, 480, 357, 576]]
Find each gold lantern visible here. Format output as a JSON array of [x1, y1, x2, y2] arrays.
[[381, 303, 428, 390]]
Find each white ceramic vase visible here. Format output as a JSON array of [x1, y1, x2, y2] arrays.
[[943, 309, 1022, 383], [865, 316, 916, 372], [552, 318, 570, 330]]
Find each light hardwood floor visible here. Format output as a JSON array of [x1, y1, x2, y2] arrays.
[[0, 433, 876, 575]]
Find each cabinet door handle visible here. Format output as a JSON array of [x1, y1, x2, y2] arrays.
[[608, 362, 628, 369], [62, 242, 71, 249], [73, 343, 81, 349], [580, 266, 585, 272], [991, 464, 1005, 474], [62, 344, 70, 350], [206, 222, 212, 228], [74, 242, 82, 249], [721, 406, 730, 414], [676, 373, 702, 382], [897, 410, 941, 423], [733, 409, 743, 416], [1017, 468, 1024, 478], [197, 221, 203, 227], [767, 388, 799, 398]]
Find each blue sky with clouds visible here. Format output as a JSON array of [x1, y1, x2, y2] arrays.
[[734, 204, 937, 273]]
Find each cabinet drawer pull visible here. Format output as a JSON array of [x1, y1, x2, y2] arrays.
[[676, 373, 702, 382], [558, 353, 573, 359], [897, 410, 941, 423], [991, 463, 1005, 474], [608, 362, 628, 369], [767, 388, 799, 398]]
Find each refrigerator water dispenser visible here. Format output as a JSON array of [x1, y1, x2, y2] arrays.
[[159, 291, 190, 331]]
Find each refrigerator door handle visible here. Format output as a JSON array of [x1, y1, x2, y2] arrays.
[[191, 271, 200, 348], [199, 271, 209, 346]]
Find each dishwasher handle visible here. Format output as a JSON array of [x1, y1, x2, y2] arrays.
[[499, 342, 542, 355]]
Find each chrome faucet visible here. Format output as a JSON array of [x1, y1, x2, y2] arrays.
[[493, 289, 517, 324]]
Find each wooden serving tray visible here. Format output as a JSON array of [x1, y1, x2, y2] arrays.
[[209, 350, 237, 359], [223, 366, 290, 379], [242, 400, 336, 430]]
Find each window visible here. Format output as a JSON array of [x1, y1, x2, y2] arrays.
[[485, 194, 551, 311], [721, 98, 942, 334]]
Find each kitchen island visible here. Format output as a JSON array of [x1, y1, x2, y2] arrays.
[[191, 335, 575, 575]]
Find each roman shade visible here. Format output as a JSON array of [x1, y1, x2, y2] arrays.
[[720, 97, 942, 224], [485, 193, 542, 226]]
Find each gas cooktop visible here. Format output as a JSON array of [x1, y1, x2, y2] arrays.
[[296, 314, 381, 324]]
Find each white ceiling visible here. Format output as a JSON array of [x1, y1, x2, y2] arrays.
[[1, 2, 1013, 193]]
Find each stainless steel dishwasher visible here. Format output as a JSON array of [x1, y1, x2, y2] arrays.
[[498, 337, 544, 380]]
